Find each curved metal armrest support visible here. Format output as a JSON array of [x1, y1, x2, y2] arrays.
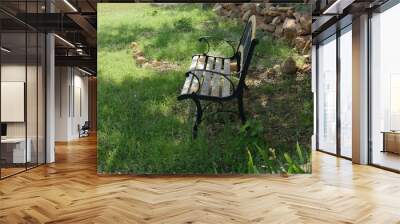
[[185, 71, 202, 94], [187, 69, 238, 94], [198, 36, 236, 58]]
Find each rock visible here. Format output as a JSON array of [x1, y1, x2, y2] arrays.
[[267, 10, 281, 17], [276, 6, 294, 12], [266, 68, 277, 79], [256, 15, 264, 25], [152, 61, 162, 67], [302, 39, 312, 54], [221, 3, 235, 10], [130, 42, 138, 49], [303, 54, 311, 63], [225, 10, 233, 17], [242, 10, 252, 21], [231, 8, 240, 18], [286, 9, 294, 18], [282, 18, 297, 40], [273, 64, 281, 73], [264, 15, 273, 24], [133, 51, 144, 58], [294, 36, 307, 51], [271, 16, 281, 25], [241, 3, 256, 13], [273, 24, 283, 38], [142, 62, 152, 68], [255, 4, 263, 14], [281, 57, 297, 74], [213, 4, 224, 15], [260, 23, 276, 33], [300, 15, 312, 34], [300, 63, 311, 73], [293, 12, 302, 22], [136, 56, 147, 65], [261, 8, 270, 16]]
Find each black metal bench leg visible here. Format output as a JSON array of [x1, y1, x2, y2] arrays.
[[244, 83, 249, 90], [238, 95, 246, 123], [192, 98, 203, 138]]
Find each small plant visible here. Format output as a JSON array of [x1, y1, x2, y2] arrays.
[[173, 17, 193, 32], [247, 142, 311, 174], [247, 149, 259, 174]]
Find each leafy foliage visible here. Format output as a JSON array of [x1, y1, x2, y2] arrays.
[[247, 143, 312, 174]]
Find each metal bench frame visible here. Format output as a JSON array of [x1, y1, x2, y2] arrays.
[[178, 15, 258, 138]]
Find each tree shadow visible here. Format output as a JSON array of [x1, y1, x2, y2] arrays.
[[98, 24, 156, 52], [97, 69, 252, 174]]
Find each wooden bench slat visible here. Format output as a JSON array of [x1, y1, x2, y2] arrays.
[[181, 56, 199, 95], [201, 57, 215, 96], [221, 59, 231, 97], [189, 56, 207, 94], [190, 55, 199, 70], [211, 58, 222, 97]]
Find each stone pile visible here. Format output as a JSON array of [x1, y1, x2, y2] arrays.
[[213, 3, 312, 55]]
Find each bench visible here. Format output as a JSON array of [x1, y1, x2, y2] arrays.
[[178, 15, 258, 138], [78, 121, 90, 138]]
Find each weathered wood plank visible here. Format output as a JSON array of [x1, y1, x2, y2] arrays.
[[181, 56, 199, 95], [211, 58, 222, 97], [221, 59, 231, 97], [190, 55, 199, 70], [189, 56, 206, 94], [201, 57, 215, 96]]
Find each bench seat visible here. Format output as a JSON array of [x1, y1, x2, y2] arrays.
[[180, 55, 234, 99]]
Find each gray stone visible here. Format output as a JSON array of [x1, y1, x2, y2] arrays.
[[282, 18, 297, 40], [300, 15, 312, 34], [281, 57, 297, 74], [302, 39, 312, 55], [213, 4, 224, 15], [294, 36, 307, 51], [264, 15, 273, 24], [267, 10, 281, 17], [274, 24, 283, 38], [271, 16, 281, 25], [276, 6, 294, 12], [261, 8, 270, 16], [293, 12, 301, 22], [273, 64, 281, 74], [256, 3, 263, 14], [260, 23, 276, 33], [242, 10, 252, 21]]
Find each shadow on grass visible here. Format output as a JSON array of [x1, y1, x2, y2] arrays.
[[98, 24, 155, 51], [97, 70, 254, 174]]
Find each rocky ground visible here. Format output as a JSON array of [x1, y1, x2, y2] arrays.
[[213, 3, 311, 84]]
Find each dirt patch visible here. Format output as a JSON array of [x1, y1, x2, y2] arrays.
[[130, 42, 180, 71]]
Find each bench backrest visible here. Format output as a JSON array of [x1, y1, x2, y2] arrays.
[[236, 15, 258, 92]]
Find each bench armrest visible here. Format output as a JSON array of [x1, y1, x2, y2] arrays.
[[186, 69, 238, 94], [198, 36, 236, 58]]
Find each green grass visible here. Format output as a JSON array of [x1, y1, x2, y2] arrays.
[[98, 3, 312, 174]]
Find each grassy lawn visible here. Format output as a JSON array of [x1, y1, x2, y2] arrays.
[[98, 3, 313, 174]]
